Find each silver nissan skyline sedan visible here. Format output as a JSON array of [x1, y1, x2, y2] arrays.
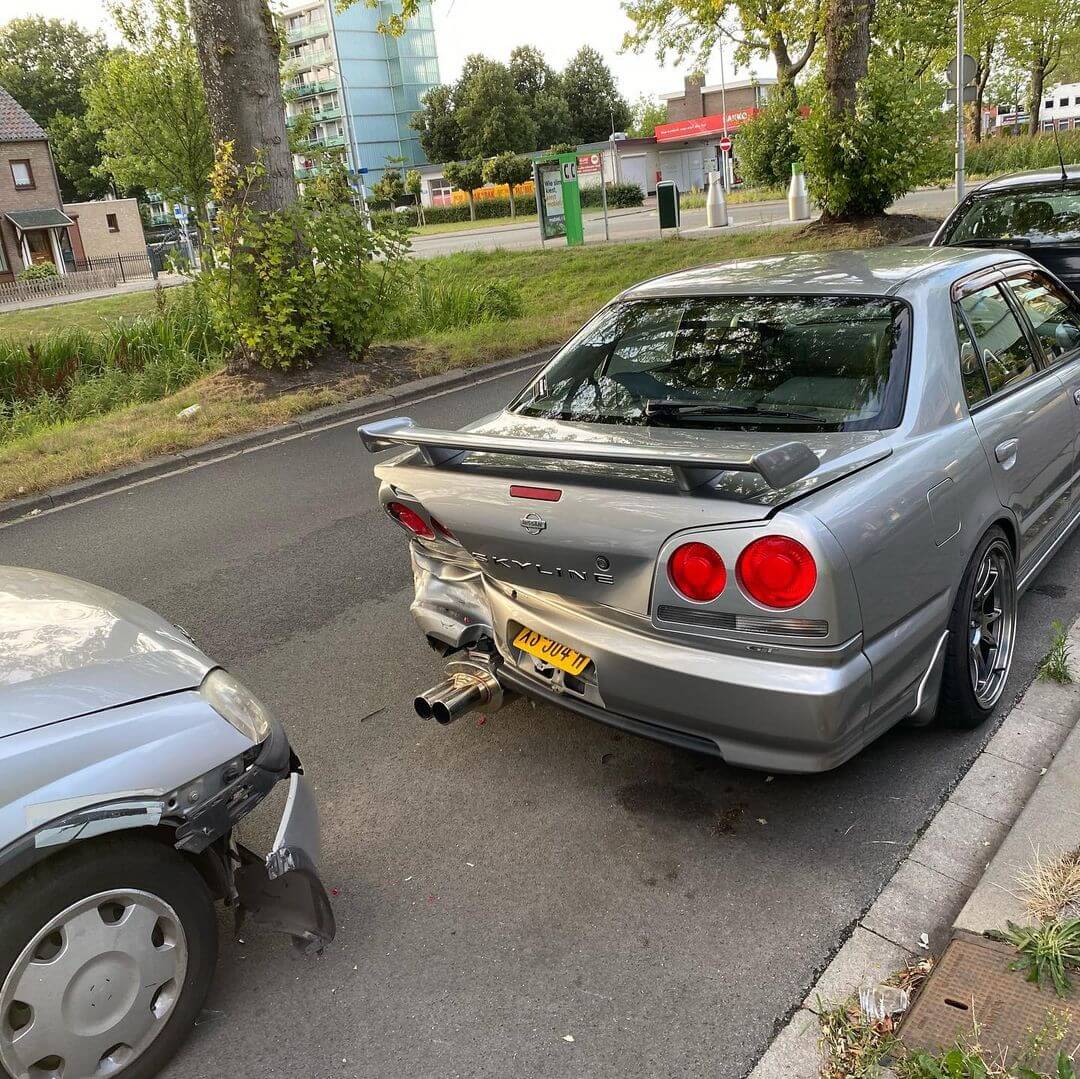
[[361, 246, 1080, 773], [0, 567, 334, 1079]]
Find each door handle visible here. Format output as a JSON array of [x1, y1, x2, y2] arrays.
[[995, 438, 1019, 467]]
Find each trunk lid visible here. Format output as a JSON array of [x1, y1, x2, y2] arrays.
[[375, 412, 889, 614]]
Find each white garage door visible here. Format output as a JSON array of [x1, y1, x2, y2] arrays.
[[620, 154, 648, 196]]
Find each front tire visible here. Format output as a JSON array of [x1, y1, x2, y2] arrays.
[[937, 526, 1017, 728], [0, 836, 217, 1079]]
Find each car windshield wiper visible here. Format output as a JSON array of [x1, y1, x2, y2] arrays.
[[642, 398, 823, 424], [947, 236, 1033, 248]]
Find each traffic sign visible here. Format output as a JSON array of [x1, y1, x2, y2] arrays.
[[945, 53, 977, 86], [718, 135, 733, 154]]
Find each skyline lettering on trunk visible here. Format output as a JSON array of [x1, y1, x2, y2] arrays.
[[471, 552, 615, 586]]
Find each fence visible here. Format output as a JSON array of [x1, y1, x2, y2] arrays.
[[66, 251, 157, 283], [0, 267, 121, 307]]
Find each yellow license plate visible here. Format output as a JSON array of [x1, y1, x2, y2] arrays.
[[513, 626, 592, 677]]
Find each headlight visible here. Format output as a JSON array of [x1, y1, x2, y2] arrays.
[[200, 668, 272, 744]]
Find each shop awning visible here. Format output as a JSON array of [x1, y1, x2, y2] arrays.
[[6, 208, 74, 231]]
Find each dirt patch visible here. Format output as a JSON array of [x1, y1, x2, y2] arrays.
[[211, 343, 442, 406], [798, 212, 942, 243]]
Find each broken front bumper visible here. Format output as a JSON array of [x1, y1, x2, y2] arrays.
[[175, 718, 336, 951]]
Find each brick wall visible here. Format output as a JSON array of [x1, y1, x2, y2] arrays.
[[64, 198, 147, 260], [664, 80, 764, 125], [0, 139, 64, 280]]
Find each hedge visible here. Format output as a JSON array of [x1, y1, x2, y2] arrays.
[[369, 182, 645, 228], [963, 129, 1080, 178]]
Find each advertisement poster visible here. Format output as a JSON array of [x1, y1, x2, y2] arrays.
[[539, 164, 566, 239]]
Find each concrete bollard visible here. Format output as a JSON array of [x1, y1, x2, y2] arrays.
[[706, 171, 729, 228], [788, 161, 810, 222]]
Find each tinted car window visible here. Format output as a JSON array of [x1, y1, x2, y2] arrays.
[[1006, 274, 1080, 360], [511, 295, 911, 432], [958, 285, 1038, 394], [942, 188, 1080, 245], [954, 311, 990, 406]]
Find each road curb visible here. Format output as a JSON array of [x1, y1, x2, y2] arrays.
[[0, 346, 556, 525], [747, 616, 1080, 1078]]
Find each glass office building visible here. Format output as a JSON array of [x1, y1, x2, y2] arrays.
[[281, 0, 440, 186]]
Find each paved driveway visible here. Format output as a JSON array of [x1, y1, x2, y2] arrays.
[[2, 366, 1076, 1078]]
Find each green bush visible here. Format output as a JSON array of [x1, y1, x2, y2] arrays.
[[381, 262, 523, 338], [798, 66, 951, 219], [965, 129, 1080, 178], [735, 94, 801, 188], [17, 263, 59, 281], [580, 182, 645, 208], [0, 287, 227, 441]]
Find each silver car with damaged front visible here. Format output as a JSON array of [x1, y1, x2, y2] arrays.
[[362, 247, 1080, 772], [0, 567, 334, 1079]]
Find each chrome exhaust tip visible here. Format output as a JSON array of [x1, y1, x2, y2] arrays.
[[414, 658, 507, 725]]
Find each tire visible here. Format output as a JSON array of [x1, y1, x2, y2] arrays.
[[0, 835, 217, 1079], [937, 525, 1017, 729]]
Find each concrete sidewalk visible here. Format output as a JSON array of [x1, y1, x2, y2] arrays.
[[750, 618, 1080, 1077]]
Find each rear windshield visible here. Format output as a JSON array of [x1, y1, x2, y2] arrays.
[[510, 295, 911, 432], [942, 187, 1080, 245]]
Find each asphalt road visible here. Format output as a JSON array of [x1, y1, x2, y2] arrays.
[[3, 365, 1079, 1079], [409, 187, 959, 258]]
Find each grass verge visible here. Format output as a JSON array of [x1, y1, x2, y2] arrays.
[[0, 287, 174, 338], [0, 215, 936, 505]]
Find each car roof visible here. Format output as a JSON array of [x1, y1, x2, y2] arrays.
[[973, 166, 1080, 193], [622, 246, 1015, 299]]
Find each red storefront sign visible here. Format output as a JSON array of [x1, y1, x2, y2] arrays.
[[577, 152, 602, 174], [654, 109, 758, 142]]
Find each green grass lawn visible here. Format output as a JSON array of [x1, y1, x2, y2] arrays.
[[0, 220, 924, 502], [0, 286, 175, 338], [410, 203, 640, 236]]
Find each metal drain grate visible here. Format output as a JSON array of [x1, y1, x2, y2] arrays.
[[901, 935, 1080, 1070]]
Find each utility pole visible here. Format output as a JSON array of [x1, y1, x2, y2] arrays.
[[719, 40, 730, 191], [955, 0, 965, 202]]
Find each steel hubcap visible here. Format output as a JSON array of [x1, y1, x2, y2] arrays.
[[0, 890, 188, 1079], [968, 540, 1016, 709]]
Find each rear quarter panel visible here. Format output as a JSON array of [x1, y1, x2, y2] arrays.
[[801, 276, 1007, 723]]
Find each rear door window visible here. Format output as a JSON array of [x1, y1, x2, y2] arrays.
[[1005, 273, 1080, 361], [957, 284, 1039, 395], [954, 311, 990, 406]]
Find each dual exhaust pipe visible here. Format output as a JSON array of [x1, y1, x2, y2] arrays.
[[414, 658, 508, 725]]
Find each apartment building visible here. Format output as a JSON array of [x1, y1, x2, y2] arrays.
[[280, 0, 440, 187], [1036, 82, 1080, 131]]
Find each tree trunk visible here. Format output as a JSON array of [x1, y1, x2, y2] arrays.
[[189, 0, 297, 212], [1029, 66, 1045, 134], [823, 0, 875, 117], [508, 184, 516, 219], [467, 191, 476, 221], [973, 38, 995, 143]]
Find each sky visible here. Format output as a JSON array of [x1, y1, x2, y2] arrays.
[[14, 0, 770, 102]]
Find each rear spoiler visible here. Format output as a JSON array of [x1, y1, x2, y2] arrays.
[[359, 416, 820, 492]]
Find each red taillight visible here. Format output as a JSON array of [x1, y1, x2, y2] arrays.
[[668, 542, 727, 602], [737, 536, 817, 609], [430, 516, 456, 542], [386, 501, 434, 539]]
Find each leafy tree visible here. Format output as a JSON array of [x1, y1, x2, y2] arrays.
[[372, 166, 406, 204], [630, 94, 668, 138], [734, 95, 800, 187], [872, 0, 952, 79], [0, 17, 110, 200], [1002, 0, 1080, 132], [444, 157, 485, 221], [411, 84, 462, 163], [562, 46, 631, 143], [86, 0, 214, 221], [406, 168, 424, 225], [510, 45, 573, 149], [188, 0, 296, 211], [456, 61, 536, 158], [798, 64, 949, 220], [621, 0, 819, 95], [483, 152, 532, 218]]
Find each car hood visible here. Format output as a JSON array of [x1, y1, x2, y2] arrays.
[[0, 567, 214, 738]]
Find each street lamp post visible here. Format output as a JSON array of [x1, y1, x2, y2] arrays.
[[719, 39, 730, 191], [326, 60, 368, 212], [955, 0, 965, 202]]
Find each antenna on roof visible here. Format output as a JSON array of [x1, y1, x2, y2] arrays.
[[1051, 119, 1068, 184]]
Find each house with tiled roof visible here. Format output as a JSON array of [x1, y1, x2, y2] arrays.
[[0, 84, 84, 282]]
